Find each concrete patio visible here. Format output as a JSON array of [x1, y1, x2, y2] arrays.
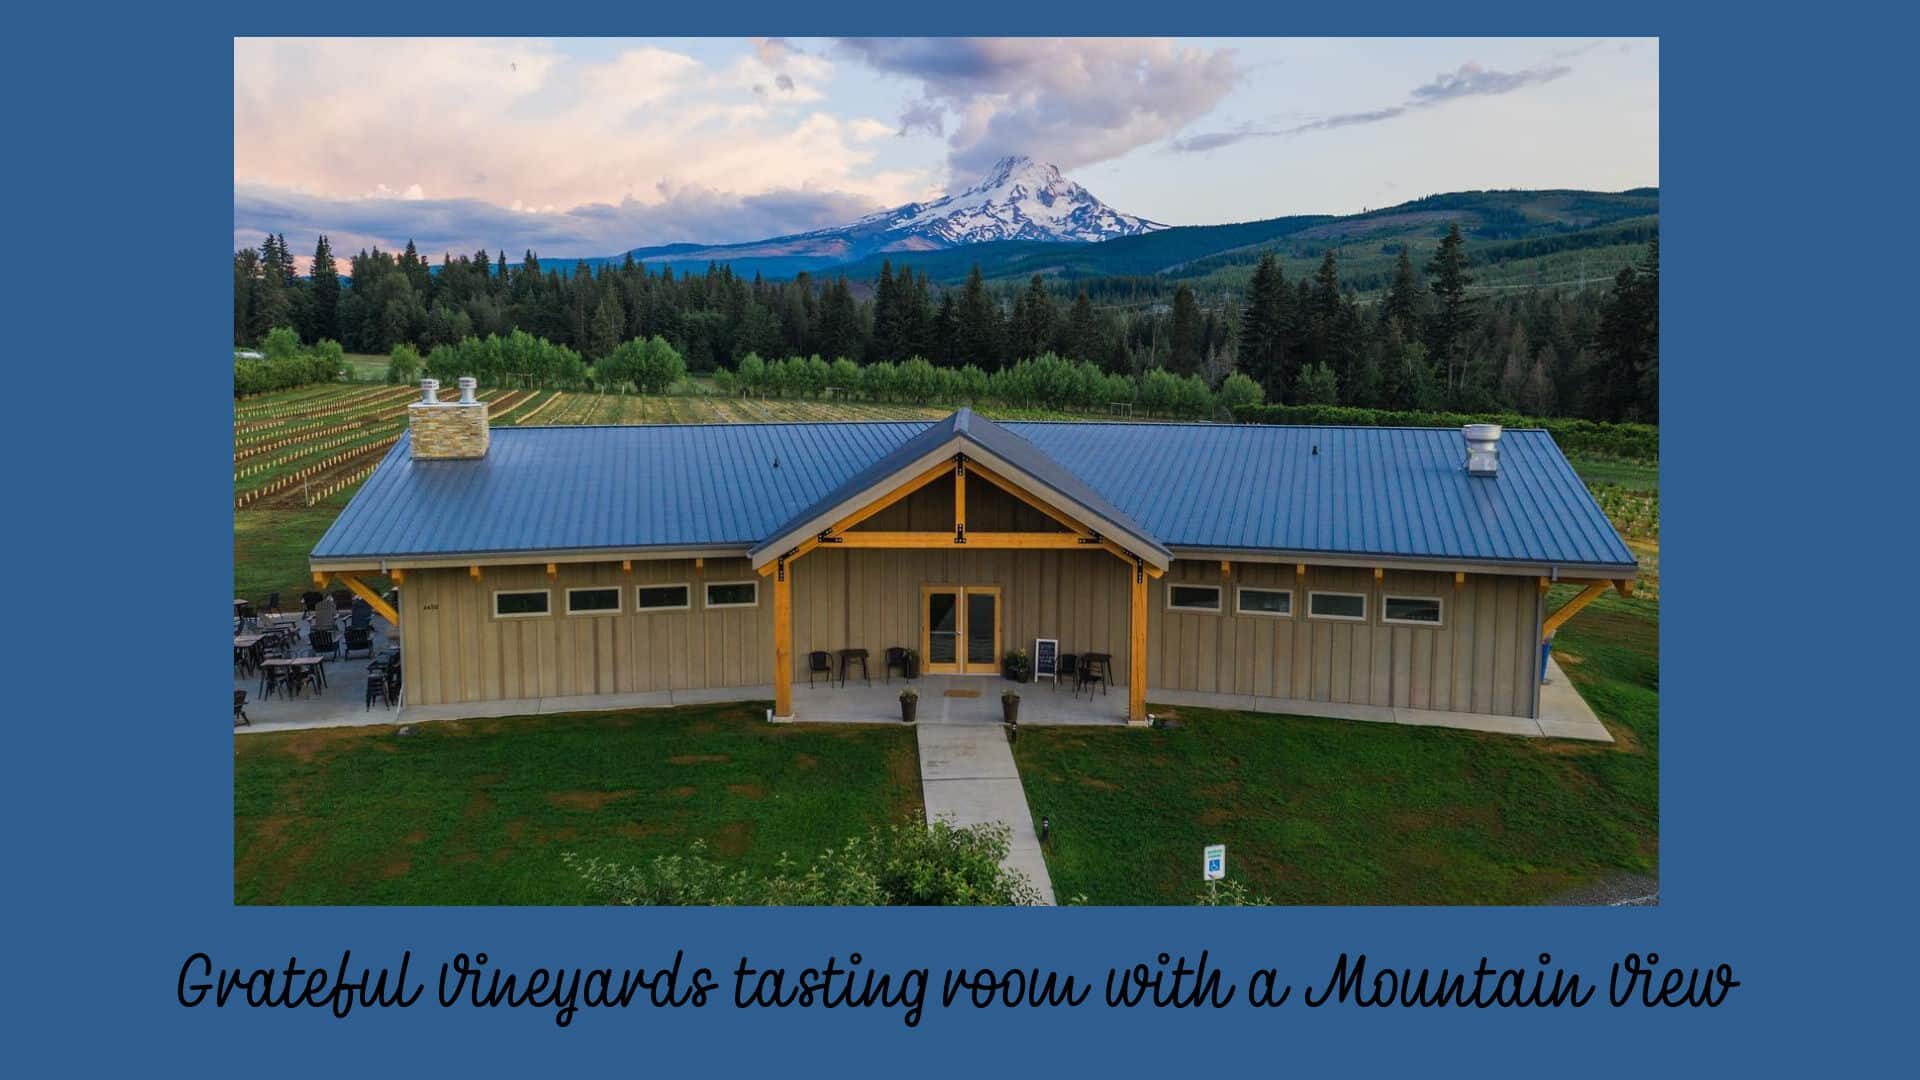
[[789, 673, 1126, 726], [231, 615, 400, 733]]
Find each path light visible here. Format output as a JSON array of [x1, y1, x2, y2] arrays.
[[1040, 816, 1050, 846]]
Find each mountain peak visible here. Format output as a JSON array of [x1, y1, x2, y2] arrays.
[[863, 155, 1163, 248]]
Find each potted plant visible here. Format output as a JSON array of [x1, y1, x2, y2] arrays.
[[899, 687, 918, 724], [902, 648, 919, 680], [1001, 689, 1021, 732], [1003, 648, 1032, 683]]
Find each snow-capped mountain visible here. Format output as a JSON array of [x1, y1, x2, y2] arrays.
[[614, 156, 1165, 272], [849, 155, 1165, 247]]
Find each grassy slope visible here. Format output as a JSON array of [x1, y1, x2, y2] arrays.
[[1013, 587, 1658, 905], [234, 703, 922, 904]]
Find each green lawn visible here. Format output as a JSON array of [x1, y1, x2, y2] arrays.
[[1014, 590, 1658, 905], [234, 507, 358, 605], [234, 703, 923, 904]]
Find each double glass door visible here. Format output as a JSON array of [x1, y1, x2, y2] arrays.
[[923, 586, 1001, 675]]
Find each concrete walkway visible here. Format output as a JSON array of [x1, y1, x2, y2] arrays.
[[912, 697, 1056, 905]]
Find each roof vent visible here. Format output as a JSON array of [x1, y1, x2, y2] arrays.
[[409, 375, 490, 460], [419, 377, 440, 404], [457, 376, 478, 404], [1463, 424, 1502, 477]]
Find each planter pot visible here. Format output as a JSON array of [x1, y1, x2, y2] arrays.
[[1002, 697, 1020, 726], [900, 699, 918, 724]]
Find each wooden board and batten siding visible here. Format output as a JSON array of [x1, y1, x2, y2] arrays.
[[1148, 562, 1542, 718], [399, 557, 772, 706]]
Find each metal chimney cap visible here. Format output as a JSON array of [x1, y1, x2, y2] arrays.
[[419, 378, 441, 404], [1462, 423, 1503, 443], [457, 376, 478, 404]]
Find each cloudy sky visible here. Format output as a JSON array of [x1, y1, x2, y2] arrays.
[[234, 37, 1658, 265]]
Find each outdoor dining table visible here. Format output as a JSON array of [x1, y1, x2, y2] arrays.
[[259, 655, 329, 695]]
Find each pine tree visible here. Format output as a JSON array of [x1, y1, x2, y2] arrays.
[[1384, 245, 1421, 333], [1063, 290, 1099, 365], [307, 234, 340, 344], [1238, 253, 1292, 399], [956, 266, 1003, 369], [1424, 224, 1477, 399], [1012, 274, 1055, 360]]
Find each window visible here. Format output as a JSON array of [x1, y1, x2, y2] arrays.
[[1166, 583, 1223, 613], [1308, 591, 1368, 622], [1383, 595, 1443, 626], [493, 589, 550, 618], [565, 586, 621, 615], [636, 584, 691, 612], [705, 580, 759, 609], [1236, 586, 1293, 617]]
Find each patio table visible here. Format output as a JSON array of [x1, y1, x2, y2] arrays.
[[259, 655, 329, 694]]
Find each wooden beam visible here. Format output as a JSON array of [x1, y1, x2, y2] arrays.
[[1542, 580, 1610, 641], [1538, 576, 1552, 595], [469, 565, 482, 581], [1296, 563, 1307, 578], [966, 459, 1090, 537], [772, 558, 793, 718], [335, 572, 399, 625], [695, 557, 704, 572], [546, 562, 558, 579], [1374, 567, 1384, 583], [784, 458, 959, 567], [954, 456, 967, 540], [1129, 560, 1148, 724], [1615, 579, 1634, 597], [621, 559, 632, 573], [1220, 559, 1232, 577], [1454, 571, 1466, 588], [833, 531, 1100, 550], [312, 571, 329, 590], [390, 568, 404, 585]]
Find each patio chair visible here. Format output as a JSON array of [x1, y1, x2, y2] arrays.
[[301, 590, 324, 614], [1077, 653, 1110, 698], [309, 627, 338, 660], [364, 674, 388, 710], [233, 690, 249, 726], [259, 665, 291, 701], [807, 651, 832, 688], [883, 647, 910, 683], [342, 625, 374, 659], [264, 592, 282, 615], [382, 667, 402, 707], [332, 589, 354, 612], [1055, 653, 1079, 693]]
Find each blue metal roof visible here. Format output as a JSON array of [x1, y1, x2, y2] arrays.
[[312, 416, 1636, 573]]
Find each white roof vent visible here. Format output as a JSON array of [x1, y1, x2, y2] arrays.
[[419, 378, 441, 404], [1463, 423, 1502, 477]]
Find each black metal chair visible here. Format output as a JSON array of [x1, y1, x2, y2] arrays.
[[1055, 653, 1079, 693], [264, 592, 282, 615], [838, 648, 870, 688], [382, 667, 402, 707], [233, 690, 250, 726], [883, 647, 910, 683], [807, 651, 832, 688], [259, 665, 291, 701], [301, 590, 324, 614], [365, 674, 387, 710]]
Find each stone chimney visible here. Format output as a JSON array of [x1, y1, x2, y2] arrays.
[[1463, 423, 1502, 478], [408, 376, 490, 459]]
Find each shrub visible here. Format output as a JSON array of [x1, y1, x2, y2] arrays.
[[1216, 372, 1264, 412], [565, 819, 1043, 906], [386, 344, 422, 385], [1230, 403, 1659, 461]]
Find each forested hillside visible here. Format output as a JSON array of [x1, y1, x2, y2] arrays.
[[235, 194, 1658, 422]]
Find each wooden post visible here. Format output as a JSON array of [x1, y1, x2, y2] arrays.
[[953, 457, 967, 541], [773, 558, 793, 719], [1129, 558, 1148, 725]]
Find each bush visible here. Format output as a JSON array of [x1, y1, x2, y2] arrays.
[[1230, 402, 1659, 461], [1217, 372, 1264, 412], [386, 344, 422, 385], [565, 819, 1043, 906], [233, 328, 348, 396], [598, 336, 687, 394]]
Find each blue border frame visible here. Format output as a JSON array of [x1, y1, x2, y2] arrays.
[[13, 5, 1910, 1074]]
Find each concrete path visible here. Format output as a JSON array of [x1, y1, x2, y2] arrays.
[[913, 700, 1055, 905]]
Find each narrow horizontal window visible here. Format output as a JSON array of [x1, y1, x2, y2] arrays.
[[493, 589, 550, 618], [705, 581, 759, 609], [566, 586, 621, 615], [1308, 591, 1367, 622], [1236, 587, 1293, 617], [637, 584, 691, 612], [1166, 584, 1222, 613], [1383, 595, 1443, 626]]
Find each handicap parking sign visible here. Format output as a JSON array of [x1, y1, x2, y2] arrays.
[[1204, 843, 1226, 881]]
